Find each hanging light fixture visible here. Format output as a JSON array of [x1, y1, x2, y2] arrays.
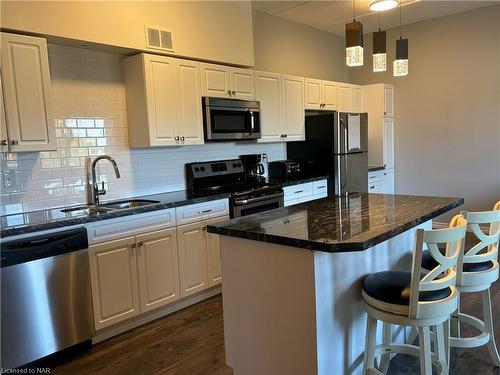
[[372, 12, 386, 72], [369, 0, 398, 11], [346, 0, 364, 67], [393, 0, 409, 76]]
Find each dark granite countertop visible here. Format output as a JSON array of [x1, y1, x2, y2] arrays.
[[368, 165, 386, 172], [1, 190, 231, 238], [207, 193, 463, 253], [270, 175, 329, 187]]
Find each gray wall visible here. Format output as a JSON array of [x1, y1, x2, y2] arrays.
[[350, 5, 500, 220], [252, 10, 349, 81]]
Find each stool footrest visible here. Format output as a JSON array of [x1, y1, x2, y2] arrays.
[[450, 312, 490, 348]]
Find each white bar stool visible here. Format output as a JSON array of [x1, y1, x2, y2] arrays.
[[420, 201, 500, 366], [362, 215, 467, 375]]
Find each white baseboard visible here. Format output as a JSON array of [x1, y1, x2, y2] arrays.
[[92, 285, 222, 344]]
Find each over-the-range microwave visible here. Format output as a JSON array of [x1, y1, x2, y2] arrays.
[[202, 97, 261, 141]]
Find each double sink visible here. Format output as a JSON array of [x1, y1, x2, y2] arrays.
[[60, 199, 160, 216]]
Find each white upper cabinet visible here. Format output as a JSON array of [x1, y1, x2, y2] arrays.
[[384, 85, 395, 117], [1, 32, 56, 152], [123, 53, 204, 147], [201, 63, 255, 100], [383, 117, 395, 169], [255, 71, 283, 143], [281, 75, 305, 142], [136, 228, 180, 313], [0, 75, 9, 153], [337, 83, 352, 113], [304, 79, 337, 110], [351, 85, 365, 113]]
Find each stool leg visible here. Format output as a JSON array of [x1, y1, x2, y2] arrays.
[[444, 317, 450, 367], [451, 294, 461, 338], [363, 315, 378, 374], [407, 326, 418, 345], [435, 322, 448, 374], [481, 288, 500, 366], [379, 322, 392, 374], [418, 326, 433, 375]]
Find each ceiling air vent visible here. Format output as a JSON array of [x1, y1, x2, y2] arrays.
[[145, 25, 174, 52]]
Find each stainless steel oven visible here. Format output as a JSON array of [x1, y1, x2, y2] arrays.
[[203, 97, 260, 141], [232, 190, 284, 218]]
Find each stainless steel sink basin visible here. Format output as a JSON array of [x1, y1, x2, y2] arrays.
[[61, 206, 115, 216], [99, 199, 160, 210]]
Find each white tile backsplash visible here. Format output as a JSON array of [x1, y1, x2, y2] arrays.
[[0, 45, 286, 215]]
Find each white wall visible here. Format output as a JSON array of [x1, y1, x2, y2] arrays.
[[350, 5, 500, 218], [0, 45, 285, 215]]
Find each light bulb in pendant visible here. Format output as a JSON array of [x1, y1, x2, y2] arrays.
[[372, 30, 386, 72], [393, 38, 408, 77]]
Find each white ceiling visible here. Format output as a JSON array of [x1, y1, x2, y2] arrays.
[[252, 0, 498, 36]]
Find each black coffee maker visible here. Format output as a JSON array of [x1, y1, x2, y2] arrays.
[[239, 153, 269, 186]]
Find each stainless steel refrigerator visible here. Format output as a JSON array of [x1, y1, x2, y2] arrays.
[[287, 112, 368, 196]]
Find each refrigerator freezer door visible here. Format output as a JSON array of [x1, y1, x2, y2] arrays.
[[334, 113, 368, 154], [334, 152, 368, 195]]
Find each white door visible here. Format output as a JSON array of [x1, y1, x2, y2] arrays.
[[351, 86, 365, 112], [0, 32, 55, 152], [0, 74, 10, 152], [384, 85, 394, 117], [337, 83, 352, 112], [177, 221, 209, 298], [206, 216, 229, 287], [231, 68, 255, 100], [89, 237, 140, 330], [255, 71, 284, 143], [383, 117, 395, 169], [175, 59, 204, 145], [201, 63, 231, 98], [282, 75, 305, 142], [383, 169, 395, 194], [304, 78, 321, 110], [321, 81, 337, 110], [144, 54, 178, 146], [136, 228, 180, 313]]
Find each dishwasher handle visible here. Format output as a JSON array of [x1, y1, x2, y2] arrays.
[[1, 228, 88, 268]]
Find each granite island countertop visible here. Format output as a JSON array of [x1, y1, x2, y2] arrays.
[[207, 193, 463, 253]]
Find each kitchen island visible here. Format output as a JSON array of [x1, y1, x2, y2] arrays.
[[207, 193, 463, 375]]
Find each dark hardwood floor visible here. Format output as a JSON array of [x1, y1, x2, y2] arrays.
[[52, 235, 500, 375]]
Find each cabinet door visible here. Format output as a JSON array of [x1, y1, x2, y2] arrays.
[[89, 237, 140, 330], [383, 169, 395, 194], [136, 228, 180, 313], [255, 71, 283, 143], [383, 117, 395, 169], [144, 55, 178, 146], [201, 63, 231, 98], [206, 216, 229, 287], [282, 75, 305, 142], [304, 78, 321, 110], [175, 59, 204, 145], [0, 74, 10, 152], [351, 86, 365, 112], [1, 32, 55, 152], [177, 221, 209, 298], [337, 83, 352, 112], [231, 68, 255, 100], [384, 86, 394, 116], [321, 81, 337, 110]]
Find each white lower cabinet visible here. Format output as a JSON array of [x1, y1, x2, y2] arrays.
[[206, 217, 225, 287], [89, 237, 140, 330], [136, 228, 180, 313], [284, 179, 328, 207], [368, 169, 395, 194]]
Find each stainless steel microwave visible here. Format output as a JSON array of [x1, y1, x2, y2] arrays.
[[202, 97, 261, 141]]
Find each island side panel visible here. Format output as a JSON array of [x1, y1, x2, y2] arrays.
[[313, 220, 432, 375], [220, 236, 318, 375]]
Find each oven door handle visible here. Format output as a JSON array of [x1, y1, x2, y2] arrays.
[[234, 192, 284, 205]]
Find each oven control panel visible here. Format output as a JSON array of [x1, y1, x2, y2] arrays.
[[187, 159, 244, 179]]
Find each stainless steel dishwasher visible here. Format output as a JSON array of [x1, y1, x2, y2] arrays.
[[1, 227, 94, 369]]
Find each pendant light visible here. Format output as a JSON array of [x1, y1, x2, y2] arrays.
[[346, 0, 364, 67], [372, 12, 387, 72], [393, 0, 409, 76]]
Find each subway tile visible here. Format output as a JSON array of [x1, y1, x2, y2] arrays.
[[86, 129, 104, 137], [43, 178, 63, 189], [41, 159, 62, 169], [77, 119, 95, 128]]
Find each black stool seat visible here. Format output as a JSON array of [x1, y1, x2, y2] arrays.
[[363, 270, 452, 306], [421, 249, 494, 273]]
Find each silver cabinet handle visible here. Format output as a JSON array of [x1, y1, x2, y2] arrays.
[[232, 90, 236, 96], [198, 209, 212, 214], [137, 241, 144, 247], [294, 190, 304, 194], [180, 136, 185, 141], [202, 226, 207, 231], [284, 134, 288, 138], [227, 90, 232, 96], [370, 186, 375, 189], [1, 140, 7, 146], [175, 136, 180, 141], [130, 243, 137, 248], [317, 186, 326, 189], [9, 140, 18, 145]]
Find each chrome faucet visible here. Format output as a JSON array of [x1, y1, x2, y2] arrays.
[[90, 155, 121, 206]]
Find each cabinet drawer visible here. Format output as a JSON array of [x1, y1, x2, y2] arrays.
[[313, 179, 328, 197], [175, 198, 229, 225], [368, 181, 384, 193], [283, 182, 313, 200], [368, 170, 385, 181], [87, 209, 176, 245]]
